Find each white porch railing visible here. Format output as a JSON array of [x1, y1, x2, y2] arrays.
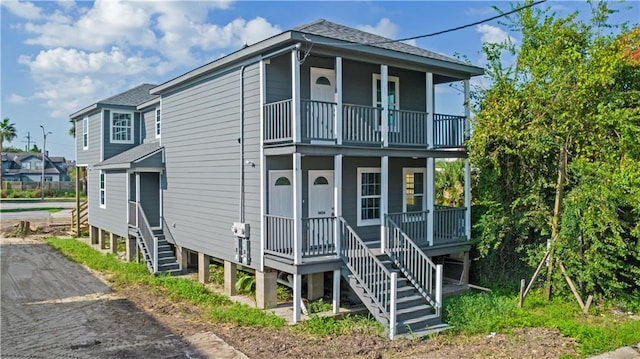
[[385, 215, 442, 316], [434, 205, 466, 245], [301, 99, 336, 141], [386, 211, 429, 247], [264, 99, 292, 143], [264, 215, 336, 259], [433, 113, 466, 148], [388, 109, 428, 147], [342, 104, 382, 145]]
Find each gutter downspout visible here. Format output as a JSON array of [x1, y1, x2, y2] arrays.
[[240, 65, 246, 223]]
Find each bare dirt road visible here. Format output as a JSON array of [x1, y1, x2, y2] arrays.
[[0, 236, 247, 359]]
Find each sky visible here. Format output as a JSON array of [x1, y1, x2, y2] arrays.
[[1, 0, 638, 161]]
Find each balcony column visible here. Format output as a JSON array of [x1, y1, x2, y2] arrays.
[[259, 59, 266, 272], [464, 79, 471, 140], [335, 57, 343, 145], [380, 156, 389, 251], [426, 158, 435, 246], [135, 172, 141, 225], [426, 72, 434, 149], [292, 48, 301, 143], [293, 153, 302, 265], [333, 154, 342, 314], [465, 158, 472, 240], [381, 64, 389, 147]]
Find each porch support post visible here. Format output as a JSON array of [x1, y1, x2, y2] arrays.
[[135, 172, 141, 226], [380, 156, 389, 251], [381, 64, 389, 147], [292, 48, 301, 143], [75, 166, 80, 235], [464, 158, 472, 240], [125, 236, 137, 262], [292, 273, 302, 323], [334, 154, 342, 254], [98, 229, 106, 249], [224, 261, 237, 296], [464, 79, 471, 140], [307, 272, 324, 301], [332, 268, 341, 314], [256, 269, 277, 309], [176, 245, 188, 274], [197, 252, 210, 284], [427, 157, 435, 246], [293, 153, 302, 265], [426, 72, 434, 148], [109, 233, 117, 254], [335, 57, 343, 145], [259, 59, 266, 272]]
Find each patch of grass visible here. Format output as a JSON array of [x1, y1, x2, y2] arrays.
[[444, 290, 640, 356], [308, 298, 332, 314], [294, 314, 381, 337], [210, 302, 285, 328]]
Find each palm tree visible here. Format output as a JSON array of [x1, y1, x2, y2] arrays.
[[0, 118, 18, 186]]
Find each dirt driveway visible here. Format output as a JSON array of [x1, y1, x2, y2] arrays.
[[0, 236, 247, 359]]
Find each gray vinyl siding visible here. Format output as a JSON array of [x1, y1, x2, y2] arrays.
[[87, 169, 129, 237], [75, 111, 102, 166], [135, 152, 163, 168], [161, 62, 262, 269], [265, 54, 291, 103], [102, 109, 142, 160], [142, 107, 159, 143], [140, 172, 160, 227]]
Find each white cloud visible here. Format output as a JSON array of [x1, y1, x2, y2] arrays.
[[357, 18, 398, 39], [476, 24, 515, 44], [7, 94, 28, 104], [2, 0, 42, 20]]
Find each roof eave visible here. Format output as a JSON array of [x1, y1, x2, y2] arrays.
[[69, 104, 99, 120], [137, 97, 161, 111], [151, 32, 295, 95]]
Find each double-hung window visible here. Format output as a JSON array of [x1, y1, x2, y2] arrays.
[[82, 117, 89, 149], [403, 168, 426, 213], [357, 167, 381, 226], [111, 112, 133, 144], [155, 108, 161, 138], [99, 171, 106, 208]]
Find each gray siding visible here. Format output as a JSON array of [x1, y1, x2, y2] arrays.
[[75, 111, 102, 167], [102, 109, 142, 160], [87, 168, 129, 237], [162, 62, 262, 269], [265, 54, 291, 103], [142, 107, 159, 143], [140, 172, 160, 227]]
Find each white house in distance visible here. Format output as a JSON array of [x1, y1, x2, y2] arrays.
[[70, 19, 482, 338]]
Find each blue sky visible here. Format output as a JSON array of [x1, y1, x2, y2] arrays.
[[1, 0, 638, 160]]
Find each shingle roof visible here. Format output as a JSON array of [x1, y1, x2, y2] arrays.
[[95, 142, 162, 168], [98, 83, 158, 107], [293, 19, 473, 68]]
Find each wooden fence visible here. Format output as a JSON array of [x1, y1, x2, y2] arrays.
[[2, 181, 76, 191]]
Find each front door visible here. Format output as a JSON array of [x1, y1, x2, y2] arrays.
[[268, 170, 293, 217], [308, 170, 334, 218], [309, 68, 336, 140]]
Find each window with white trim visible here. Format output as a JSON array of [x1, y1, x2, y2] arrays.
[[99, 171, 106, 208], [110, 112, 133, 143], [155, 108, 161, 138], [403, 168, 426, 212], [357, 167, 381, 226], [82, 117, 89, 149]]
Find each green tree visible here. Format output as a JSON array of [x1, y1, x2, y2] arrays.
[[0, 118, 18, 185], [435, 159, 465, 207], [30, 144, 40, 153], [470, 2, 640, 298]]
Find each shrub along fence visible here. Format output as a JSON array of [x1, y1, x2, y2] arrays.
[[2, 181, 75, 191]]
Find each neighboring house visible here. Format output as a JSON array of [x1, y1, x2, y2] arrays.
[[70, 19, 483, 338], [1, 152, 70, 182]]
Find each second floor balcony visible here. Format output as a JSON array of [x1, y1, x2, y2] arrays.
[[264, 99, 467, 149]]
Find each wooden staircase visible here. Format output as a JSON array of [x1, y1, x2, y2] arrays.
[[338, 217, 451, 339], [129, 202, 180, 275], [70, 200, 88, 235]]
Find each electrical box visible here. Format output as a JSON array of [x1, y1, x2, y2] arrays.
[[231, 222, 250, 239]]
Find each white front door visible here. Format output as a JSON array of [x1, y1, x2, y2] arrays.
[[268, 170, 293, 217], [308, 170, 334, 218], [309, 68, 336, 140]]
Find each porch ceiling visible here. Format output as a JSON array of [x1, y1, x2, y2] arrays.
[[263, 143, 468, 159]]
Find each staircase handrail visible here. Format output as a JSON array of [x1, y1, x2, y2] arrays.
[[136, 203, 158, 274], [338, 217, 398, 338], [385, 215, 443, 315], [161, 216, 177, 245]]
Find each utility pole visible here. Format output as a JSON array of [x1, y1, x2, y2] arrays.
[[40, 125, 52, 200], [23, 132, 36, 152]]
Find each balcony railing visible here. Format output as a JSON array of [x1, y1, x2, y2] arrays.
[[434, 205, 466, 245], [264, 215, 336, 260], [264, 100, 467, 149], [387, 211, 429, 247], [433, 113, 466, 148]]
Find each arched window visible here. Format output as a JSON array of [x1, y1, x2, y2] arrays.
[[275, 177, 291, 186], [313, 176, 329, 185], [315, 76, 331, 86]]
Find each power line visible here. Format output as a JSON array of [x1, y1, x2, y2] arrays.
[[303, 0, 546, 47]]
